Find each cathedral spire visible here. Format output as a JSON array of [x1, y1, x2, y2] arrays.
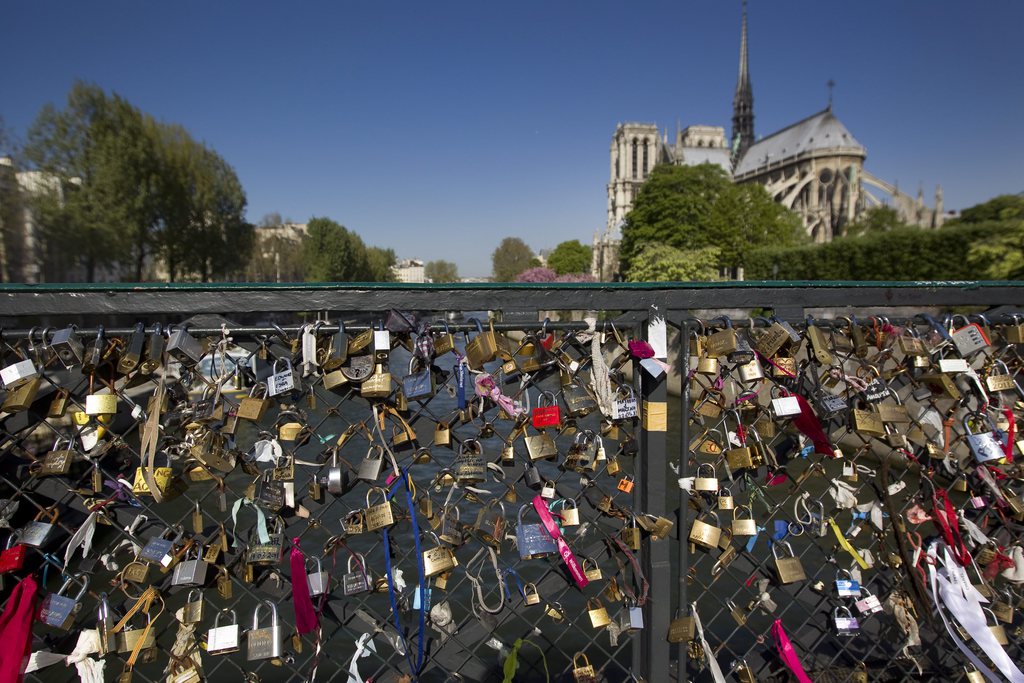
[[732, 0, 755, 161]]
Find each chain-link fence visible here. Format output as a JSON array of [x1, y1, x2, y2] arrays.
[[0, 282, 1022, 683]]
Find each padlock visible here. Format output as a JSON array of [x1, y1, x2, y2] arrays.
[[2, 375, 41, 412], [731, 505, 758, 536], [464, 318, 499, 369], [1, 357, 37, 389], [854, 592, 882, 616], [572, 652, 597, 682], [237, 383, 270, 421], [343, 553, 371, 595], [623, 599, 644, 630], [21, 507, 60, 548], [422, 535, 458, 577], [949, 316, 990, 356], [737, 357, 764, 382], [438, 506, 463, 546], [532, 390, 562, 429], [693, 463, 719, 492], [804, 316, 834, 365], [516, 504, 558, 560], [612, 385, 639, 420], [582, 557, 603, 581], [267, 358, 301, 396], [431, 321, 455, 355], [667, 612, 694, 642], [40, 573, 88, 630], [207, 609, 240, 655], [718, 487, 735, 511], [358, 445, 385, 482], [364, 486, 395, 531], [728, 599, 747, 625], [964, 413, 1004, 463], [403, 356, 435, 400], [322, 322, 349, 371], [586, 598, 611, 628], [50, 325, 84, 369], [247, 517, 285, 565], [770, 386, 801, 418], [524, 464, 543, 490], [182, 589, 204, 624], [167, 326, 205, 367], [984, 608, 1009, 645], [172, 545, 209, 587], [833, 606, 859, 636], [247, 600, 284, 661], [0, 531, 27, 573], [621, 514, 641, 550], [36, 438, 76, 477], [472, 499, 506, 547], [835, 569, 861, 597], [307, 555, 330, 596], [735, 659, 757, 683], [434, 421, 451, 447], [772, 541, 806, 583], [523, 582, 541, 605], [617, 474, 635, 494], [132, 450, 174, 496], [525, 429, 558, 462], [540, 479, 557, 499], [454, 438, 486, 484], [554, 498, 580, 526], [139, 526, 180, 567], [689, 512, 721, 549]]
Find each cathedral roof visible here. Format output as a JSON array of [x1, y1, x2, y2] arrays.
[[733, 109, 865, 178], [678, 146, 732, 171]]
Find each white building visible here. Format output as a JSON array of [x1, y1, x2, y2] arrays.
[[392, 258, 425, 283]]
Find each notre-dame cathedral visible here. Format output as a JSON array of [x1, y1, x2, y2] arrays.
[[592, 1, 945, 281]]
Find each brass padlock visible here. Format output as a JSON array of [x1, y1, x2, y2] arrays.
[[772, 541, 807, 583], [667, 612, 695, 642], [582, 557, 603, 581], [689, 512, 722, 549], [572, 652, 596, 682], [523, 582, 541, 605], [586, 598, 611, 628], [718, 487, 734, 510], [693, 463, 719, 492], [554, 498, 580, 526], [621, 515, 641, 550], [731, 505, 758, 536], [364, 487, 395, 531]]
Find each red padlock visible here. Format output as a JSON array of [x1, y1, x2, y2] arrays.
[[0, 533, 28, 573], [532, 391, 561, 429]]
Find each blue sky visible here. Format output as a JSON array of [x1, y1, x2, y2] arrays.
[[3, 1, 1022, 278]]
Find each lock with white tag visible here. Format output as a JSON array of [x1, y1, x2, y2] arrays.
[[40, 574, 88, 630], [854, 592, 883, 616], [963, 412, 1004, 463], [950, 316, 990, 356], [612, 385, 639, 420], [140, 526, 181, 567], [267, 358, 301, 396], [207, 609, 240, 655]]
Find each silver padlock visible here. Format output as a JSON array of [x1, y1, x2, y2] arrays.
[[540, 480, 556, 499], [833, 606, 859, 636], [625, 599, 644, 630], [247, 600, 284, 661], [172, 544, 209, 586], [40, 573, 88, 630], [307, 555, 329, 596], [207, 608, 240, 655], [20, 508, 60, 548], [50, 326, 84, 369], [372, 325, 391, 362], [166, 325, 205, 367], [343, 553, 371, 595], [963, 413, 1004, 463], [1, 358, 38, 389], [357, 445, 385, 482], [326, 449, 346, 494], [267, 358, 301, 396]]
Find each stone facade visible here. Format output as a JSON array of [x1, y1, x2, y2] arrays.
[[593, 1, 944, 280]]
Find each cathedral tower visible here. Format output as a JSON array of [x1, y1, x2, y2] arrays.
[[731, 0, 755, 160]]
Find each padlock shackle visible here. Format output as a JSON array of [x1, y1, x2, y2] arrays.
[[214, 608, 237, 628], [252, 599, 278, 629]]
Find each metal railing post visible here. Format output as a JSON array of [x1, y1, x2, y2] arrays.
[[638, 306, 671, 681]]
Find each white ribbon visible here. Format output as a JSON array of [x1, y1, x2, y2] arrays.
[[691, 602, 727, 683], [24, 650, 65, 673], [585, 314, 615, 417], [345, 633, 376, 683], [301, 324, 319, 377], [929, 546, 1024, 683], [64, 510, 98, 570]]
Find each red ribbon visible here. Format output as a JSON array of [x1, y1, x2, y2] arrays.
[[290, 538, 318, 635], [531, 495, 588, 589], [983, 549, 1015, 581], [792, 393, 834, 456], [931, 491, 971, 567], [771, 619, 813, 683], [1002, 408, 1015, 463], [0, 573, 39, 683]]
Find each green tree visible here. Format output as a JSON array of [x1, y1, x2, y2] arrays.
[[956, 194, 1024, 224], [492, 236, 536, 281], [624, 243, 720, 282], [302, 217, 372, 281], [366, 246, 397, 282], [425, 259, 459, 283], [0, 116, 24, 282], [546, 239, 591, 275], [844, 205, 907, 237], [619, 163, 804, 275], [246, 214, 306, 282]]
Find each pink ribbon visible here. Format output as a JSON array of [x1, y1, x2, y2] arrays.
[[531, 495, 588, 589], [474, 374, 524, 418], [771, 619, 813, 683], [0, 573, 39, 683], [290, 537, 318, 635]]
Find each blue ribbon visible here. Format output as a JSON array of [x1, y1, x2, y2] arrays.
[[920, 314, 954, 343], [382, 470, 426, 678], [502, 567, 525, 601], [744, 526, 765, 553]]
